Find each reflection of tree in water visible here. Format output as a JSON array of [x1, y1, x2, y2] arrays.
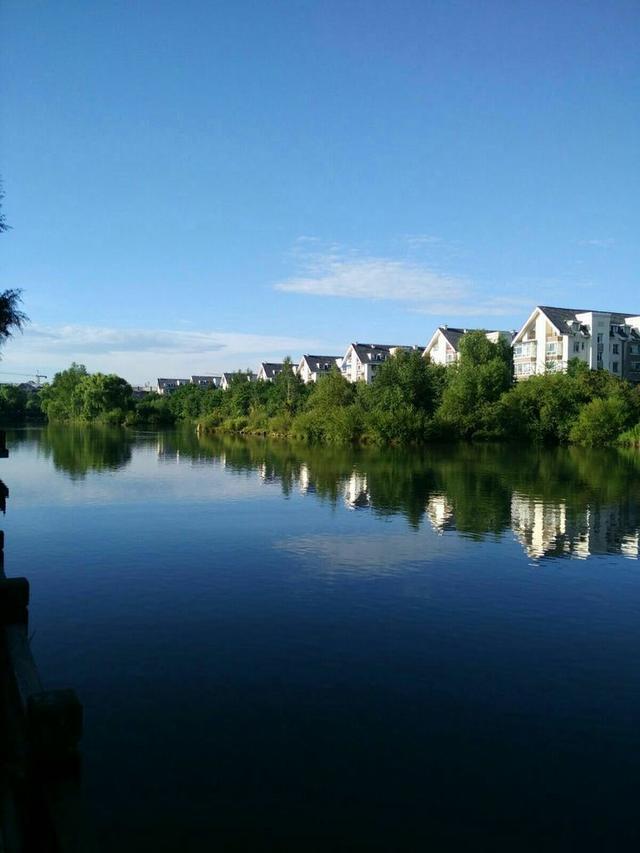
[[7, 425, 640, 556], [38, 426, 134, 479], [179, 435, 640, 556]]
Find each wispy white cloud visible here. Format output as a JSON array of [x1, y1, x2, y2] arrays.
[[404, 233, 444, 249], [275, 246, 531, 317], [276, 253, 468, 303], [0, 325, 325, 385], [578, 238, 615, 248]]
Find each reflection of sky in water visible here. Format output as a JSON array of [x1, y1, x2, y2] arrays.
[[274, 530, 471, 576], [3, 440, 269, 507]]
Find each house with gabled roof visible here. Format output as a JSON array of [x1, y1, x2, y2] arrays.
[[156, 377, 190, 395], [190, 375, 221, 389], [220, 371, 257, 391], [296, 354, 342, 384], [257, 362, 284, 382], [512, 305, 640, 381], [423, 326, 514, 366], [339, 343, 422, 384]]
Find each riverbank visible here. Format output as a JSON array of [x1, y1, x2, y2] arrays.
[[13, 340, 640, 448]]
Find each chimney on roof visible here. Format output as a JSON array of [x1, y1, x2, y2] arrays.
[[443, 324, 448, 330]]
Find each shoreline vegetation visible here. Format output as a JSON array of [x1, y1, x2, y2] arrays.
[[9, 333, 640, 448]]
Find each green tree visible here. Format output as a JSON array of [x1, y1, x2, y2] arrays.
[[437, 332, 512, 438], [40, 363, 89, 420], [128, 394, 175, 426], [73, 373, 133, 422], [0, 183, 29, 346], [292, 367, 361, 444], [0, 384, 28, 420], [271, 357, 307, 416]]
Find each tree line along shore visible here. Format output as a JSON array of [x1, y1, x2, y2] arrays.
[[4, 332, 640, 448]]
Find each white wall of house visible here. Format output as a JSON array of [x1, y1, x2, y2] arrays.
[[296, 357, 342, 384], [340, 346, 360, 383], [424, 330, 459, 366]]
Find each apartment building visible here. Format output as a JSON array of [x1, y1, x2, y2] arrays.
[[512, 306, 640, 382], [340, 343, 421, 384]]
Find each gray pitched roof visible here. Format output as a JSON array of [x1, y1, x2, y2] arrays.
[[538, 306, 639, 335], [222, 371, 257, 383], [301, 355, 340, 370], [436, 327, 509, 351], [350, 343, 421, 362], [260, 362, 284, 379], [439, 328, 466, 349]]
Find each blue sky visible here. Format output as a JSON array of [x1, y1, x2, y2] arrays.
[[1, 0, 638, 384]]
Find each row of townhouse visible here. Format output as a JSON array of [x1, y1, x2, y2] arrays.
[[418, 304, 640, 383], [155, 304, 640, 394]]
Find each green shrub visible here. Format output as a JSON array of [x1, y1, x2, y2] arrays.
[[616, 423, 640, 447], [569, 395, 631, 446]]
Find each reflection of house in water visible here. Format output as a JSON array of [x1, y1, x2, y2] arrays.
[[510, 492, 640, 559], [344, 471, 370, 509], [156, 437, 183, 463], [511, 495, 568, 558], [622, 531, 640, 559], [425, 494, 455, 534], [298, 463, 316, 495], [258, 462, 279, 484]]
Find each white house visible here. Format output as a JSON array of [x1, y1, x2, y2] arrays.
[[423, 327, 514, 366], [512, 306, 640, 382], [296, 354, 342, 384], [339, 343, 421, 384], [190, 375, 221, 388], [220, 371, 257, 391], [257, 362, 284, 382], [156, 378, 190, 395]]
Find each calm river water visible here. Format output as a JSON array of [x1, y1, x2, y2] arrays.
[[3, 426, 640, 850]]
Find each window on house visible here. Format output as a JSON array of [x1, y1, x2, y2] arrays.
[[612, 361, 619, 373], [597, 333, 603, 343], [613, 344, 619, 354], [573, 343, 580, 353]]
